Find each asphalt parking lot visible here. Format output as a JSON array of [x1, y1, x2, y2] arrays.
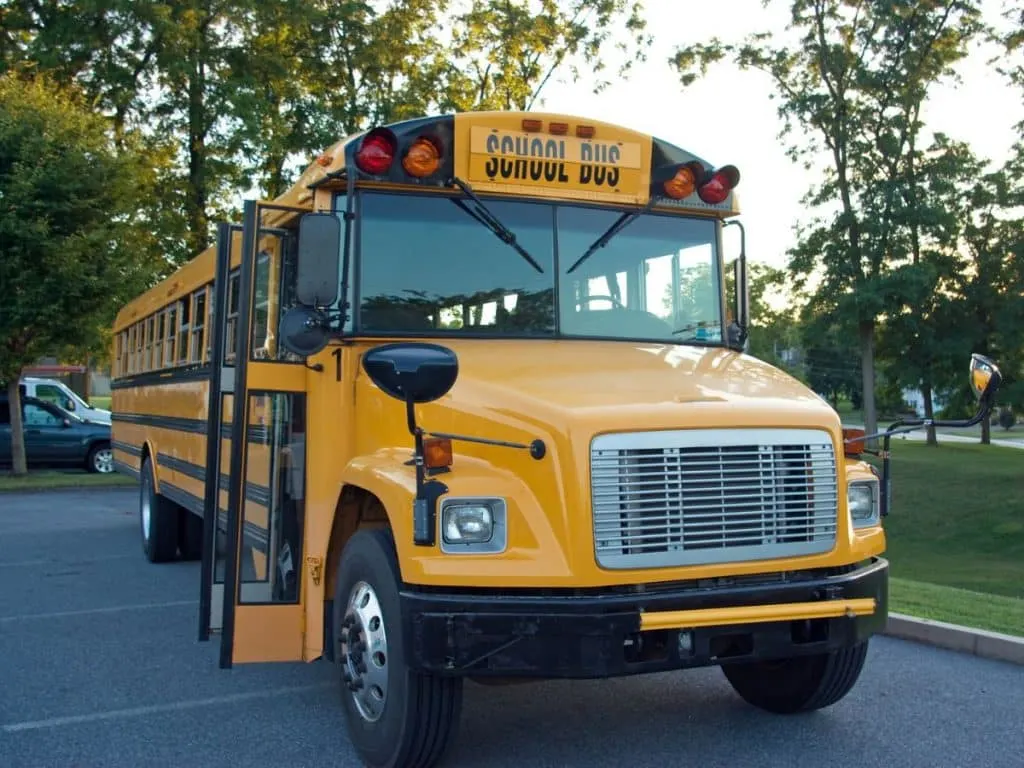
[[2, 487, 1023, 768]]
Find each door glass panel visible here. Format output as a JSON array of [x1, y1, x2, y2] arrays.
[[239, 391, 305, 604], [251, 215, 302, 363], [213, 392, 235, 587]]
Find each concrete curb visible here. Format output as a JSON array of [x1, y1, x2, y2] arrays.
[[883, 612, 1024, 666]]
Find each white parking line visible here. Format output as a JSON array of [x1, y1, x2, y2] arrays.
[[0, 600, 197, 623], [2, 683, 334, 733], [0, 554, 140, 569]]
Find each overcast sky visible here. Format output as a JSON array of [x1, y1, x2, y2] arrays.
[[540, 0, 1024, 278]]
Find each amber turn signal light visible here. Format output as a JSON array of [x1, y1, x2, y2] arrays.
[[423, 436, 453, 469], [842, 427, 866, 456], [402, 136, 442, 177], [663, 165, 697, 199]]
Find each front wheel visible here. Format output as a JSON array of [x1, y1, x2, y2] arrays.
[[333, 527, 463, 768], [721, 641, 869, 714]]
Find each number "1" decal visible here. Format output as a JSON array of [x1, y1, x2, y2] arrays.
[[332, 348, 342, 382]]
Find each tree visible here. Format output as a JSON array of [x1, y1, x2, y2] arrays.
[[445, 0, 650, 111], [0, 70, 164, 474], [670, 0, 984, 441]]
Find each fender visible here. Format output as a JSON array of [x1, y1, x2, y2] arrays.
[[335, 448, 420, 581], [142, 438, 161, 492], [334, 448, 576, 587]]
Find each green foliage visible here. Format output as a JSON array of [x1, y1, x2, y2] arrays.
[[2, 0, 651, 257], [445, 0, 651, 111], [0, 70, 164, 385], [671, 0, 986, 439]]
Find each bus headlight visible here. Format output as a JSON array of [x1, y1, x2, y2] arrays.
[[440, 497, 507, 554], [848, 481, 879, 528]]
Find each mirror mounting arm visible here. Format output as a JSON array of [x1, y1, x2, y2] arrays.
[[336, 163, 357, 331], [845, 353, 1002, 518]]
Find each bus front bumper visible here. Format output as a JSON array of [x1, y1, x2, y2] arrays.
[[399, 557, 889, 679]]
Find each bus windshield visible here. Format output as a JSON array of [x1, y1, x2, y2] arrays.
[[355, 191, 723, 345]]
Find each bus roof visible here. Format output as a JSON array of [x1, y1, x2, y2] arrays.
[[114, 111, 740, 332]]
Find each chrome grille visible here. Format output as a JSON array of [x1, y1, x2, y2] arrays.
[[590, 429, 839, 569]]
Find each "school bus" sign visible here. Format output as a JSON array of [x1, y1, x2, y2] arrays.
[[466, 126, 646, 204]]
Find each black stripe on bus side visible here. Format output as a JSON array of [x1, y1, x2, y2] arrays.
[[112, 440, 143, 457], [158, 452, 271, 509], [160, 480, 268, 551], [219, 423, 269, 443], [113, 413, 207, 434], [112, 412, 266, 444], [110, 364, 213, 391]]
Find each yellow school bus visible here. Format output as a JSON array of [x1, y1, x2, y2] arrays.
[[110, 110, 1004, 768]]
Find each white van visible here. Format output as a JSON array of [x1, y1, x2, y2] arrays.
[[19, 377, 112, 425]]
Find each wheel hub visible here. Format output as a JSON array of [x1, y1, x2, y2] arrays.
[[340, 581, 389, 722]]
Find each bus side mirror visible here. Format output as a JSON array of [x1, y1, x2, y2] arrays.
[[969, 353, 1002, 411], [363, 342, 460, 548], [296, 212, 342, 307], [362, 342, 459, 430], [727, 255, 749, 350], [723, 219, 748, 352], [279, 306, 330, 358]]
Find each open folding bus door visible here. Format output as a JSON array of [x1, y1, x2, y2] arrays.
[[199, 200, 311, 668]]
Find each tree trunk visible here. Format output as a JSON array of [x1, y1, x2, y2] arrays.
[[187, 38, 208, 255], [921, 378, 937, 446], [7, 377, 27, 476], [858, 320, 878, 443]]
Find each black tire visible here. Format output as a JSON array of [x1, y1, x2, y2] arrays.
[[86, 441, 114, 474], [333, 527, 463, 768], [721, 641, 870, 714], [139, 456, 178, 563], [178, 509, 204, 561]]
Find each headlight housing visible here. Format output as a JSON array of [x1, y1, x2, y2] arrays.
[[848, 480, 879, 528], [439, 497, 507, 554]]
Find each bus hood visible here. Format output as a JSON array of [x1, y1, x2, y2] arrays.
[[433, 339, 842, 439]]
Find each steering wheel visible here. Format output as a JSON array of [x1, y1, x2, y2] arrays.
[[581, 294, 626, 310]]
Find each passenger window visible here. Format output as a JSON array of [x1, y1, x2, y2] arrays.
[[35, 385, 64, 407], [24, 403, 62, 427]]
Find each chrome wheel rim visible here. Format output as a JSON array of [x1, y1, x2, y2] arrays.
[[141, 475, 151, 540], [94, 448, 114, 473], [340, 580, 389, 722]]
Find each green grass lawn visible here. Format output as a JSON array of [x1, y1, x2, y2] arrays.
[[866, 440, 1024, 636], [0, 470, 134, 492], [89, 395, 112, 410], [890, 577, 1024, 637]]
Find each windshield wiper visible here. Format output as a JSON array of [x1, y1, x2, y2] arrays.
[[448, 177, 544, 273], [565, 198, 657, 274]]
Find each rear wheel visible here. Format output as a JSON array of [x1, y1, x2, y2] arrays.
[[333, 527, 463, 768], [139, 456, 178, 563], [721, 641, 870, 714]]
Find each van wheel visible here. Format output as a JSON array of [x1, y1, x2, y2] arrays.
[[333, 528, 463, 768], [140, 457, 178, 563], [721, 641, 869, 714], [87, 442, 114, 474]]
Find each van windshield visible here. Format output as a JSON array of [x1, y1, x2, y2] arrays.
[[355, 191, 723, 345]]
